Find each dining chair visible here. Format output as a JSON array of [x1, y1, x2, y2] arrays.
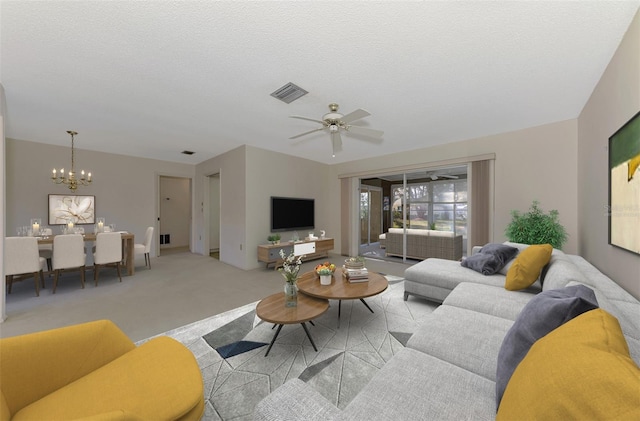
[[5, 237, 46, 296], [52, 234, 86, 293], [38, 228, 54, 271], [93, 232, 123, 285], [134, 226, 154, 269]]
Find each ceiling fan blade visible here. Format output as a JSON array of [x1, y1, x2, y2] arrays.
[[289, 127, 325, 140], [331, 131, 343, 156], [346, 125, 384, 138], [290, 115, 326, 125], [340, 108, 370, 124]]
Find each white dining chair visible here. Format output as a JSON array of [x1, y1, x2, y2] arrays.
[[38, 228, 54, 271], [134, 226, 154, 269], [5, 237, 47, 296], [93, 232, 123, 285], [52, 234, 86, 294]]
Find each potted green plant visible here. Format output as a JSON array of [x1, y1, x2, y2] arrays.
[[267, 234, 281, 245], [505, 200, 568, 249]]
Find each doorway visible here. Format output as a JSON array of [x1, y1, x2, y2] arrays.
[[358, 185, 383, 257], [159, 176, 192, 255], [209, 173, 220, 259]]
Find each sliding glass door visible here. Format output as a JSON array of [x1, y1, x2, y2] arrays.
[[365, 168, 468, 262], [359, 185, 382, 255]]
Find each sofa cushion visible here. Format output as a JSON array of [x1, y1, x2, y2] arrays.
[[405, 258, 507, 291], [342, 347, 497, 421], [495, 285, 599, 408], [540, 255, 587, 291], [504, 244, 552, 290], [429, 230, 454, 237], [407, 305, 513, 381], [443, 283, 535, 321], [496, 309, 640, 421]]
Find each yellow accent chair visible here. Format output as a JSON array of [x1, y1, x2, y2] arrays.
[[0, 320, 204, 420]]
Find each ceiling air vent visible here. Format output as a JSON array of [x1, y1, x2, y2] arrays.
[[181, 150, 195, 155], [270, 82, 308, 104]]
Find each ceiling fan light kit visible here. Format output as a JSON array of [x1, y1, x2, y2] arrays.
[[289, 103, 384, 157]]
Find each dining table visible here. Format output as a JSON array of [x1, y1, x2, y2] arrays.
[[37, 232, 136, 276]]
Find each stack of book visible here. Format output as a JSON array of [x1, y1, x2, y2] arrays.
[[342, 267, 369, 283]]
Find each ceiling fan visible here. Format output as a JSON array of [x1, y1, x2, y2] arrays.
[[289, 103, 384, 157], [426, 171, 459, 181]]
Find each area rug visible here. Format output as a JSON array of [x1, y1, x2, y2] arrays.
[[143, 277, 438, 421]]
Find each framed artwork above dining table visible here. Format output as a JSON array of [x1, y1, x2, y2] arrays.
[[48, 194, 95, 225]]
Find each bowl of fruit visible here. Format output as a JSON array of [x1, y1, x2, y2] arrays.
[[315, 262, 336, 285]]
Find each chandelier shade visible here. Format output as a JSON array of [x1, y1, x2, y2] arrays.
[[51, 130, 92, 192]]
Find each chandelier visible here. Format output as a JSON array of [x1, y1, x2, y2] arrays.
[[51, 130, 92, 191]]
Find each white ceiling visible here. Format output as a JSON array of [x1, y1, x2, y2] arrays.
[[2, 1, 639, 165]]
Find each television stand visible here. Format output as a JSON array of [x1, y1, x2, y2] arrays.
[[258, 238, 334, 269]]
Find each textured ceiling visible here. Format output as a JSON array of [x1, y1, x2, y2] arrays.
[[1, 1, 639, 165]]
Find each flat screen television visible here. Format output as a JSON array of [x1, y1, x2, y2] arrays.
[[271, 196, 315, 232]]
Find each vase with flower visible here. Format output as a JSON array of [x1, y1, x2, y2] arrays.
[[279, 249, 303, 307], [315, 262, 336, 285]]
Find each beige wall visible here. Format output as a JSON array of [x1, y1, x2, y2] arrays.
[[578, 10, 640, 298], [328, 119, 579, 255], [193, 145, 330, 270], [5, 138, 194, 259], [194, 145, 247, 269], [245, 146, 330, 269], [1, 84, 6, 321]]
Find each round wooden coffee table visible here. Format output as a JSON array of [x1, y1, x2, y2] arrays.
[[256, 291, 329, 356], [296, 268, 388, 327]]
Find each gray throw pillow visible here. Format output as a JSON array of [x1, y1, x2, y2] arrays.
[[495, 284, 599, 410], [461, 253, 502, 275], [479, 243, 519, 267], [460, 243, 519, 275]]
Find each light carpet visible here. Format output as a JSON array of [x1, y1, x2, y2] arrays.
[[142, 278, 438, 421]]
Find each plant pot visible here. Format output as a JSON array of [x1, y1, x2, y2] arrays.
[[320, 274, 332, 286]]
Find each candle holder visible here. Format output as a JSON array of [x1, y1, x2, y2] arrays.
[[96, 217, 105, 233], [30, 218, 42, 236]]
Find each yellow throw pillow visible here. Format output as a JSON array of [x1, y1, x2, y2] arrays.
[[504, 244, 552, 290], [496, 309, 640, 420]]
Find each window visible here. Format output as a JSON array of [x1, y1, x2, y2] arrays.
[[391, 179, 467, 237]]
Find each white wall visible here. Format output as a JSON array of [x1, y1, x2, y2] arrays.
[[578, 10, 640, 299], [328, 119, 579, 255], [5, 138, 194, 260]]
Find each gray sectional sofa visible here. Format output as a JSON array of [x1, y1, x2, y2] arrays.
[[254, 242, 640, 420]]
